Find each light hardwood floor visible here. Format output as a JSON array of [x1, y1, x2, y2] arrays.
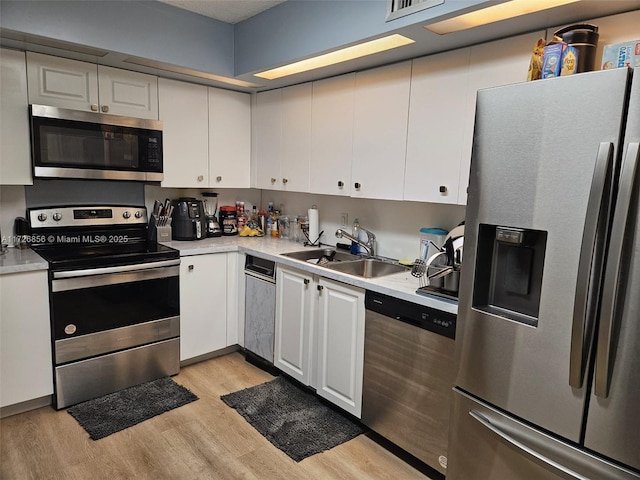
[[1, 352, 435, 479]]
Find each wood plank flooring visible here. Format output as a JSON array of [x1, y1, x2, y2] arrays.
[[1, 352, 435, 480]]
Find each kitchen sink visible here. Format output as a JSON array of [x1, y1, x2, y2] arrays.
[[325, 258, 408, 278], [281, 248, 360, 263]]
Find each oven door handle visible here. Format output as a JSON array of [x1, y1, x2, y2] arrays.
[[53, 259, 180, 279], [52, 261, 180, 292]]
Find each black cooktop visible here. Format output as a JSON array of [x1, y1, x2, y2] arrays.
[[28, 205, 179, 271]]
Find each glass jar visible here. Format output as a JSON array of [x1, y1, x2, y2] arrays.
[[219, 206, 238, 236], [278, 216, 290, 239]]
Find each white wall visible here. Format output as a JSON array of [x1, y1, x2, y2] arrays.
[[261, 190, 466, 261], [0, 186, 26, 247], [144, 185, 466, 261]]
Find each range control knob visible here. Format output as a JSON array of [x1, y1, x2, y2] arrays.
[[53, 213, 62, 221], [37, 213, 47, 222], [134, 211, 143, 219], [123, 211, 131, 219]]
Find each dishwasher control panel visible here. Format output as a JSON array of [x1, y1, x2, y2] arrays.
[[365, 290, 456, 339]]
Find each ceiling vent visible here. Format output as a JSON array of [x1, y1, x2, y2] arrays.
[[386, 0, 445, 21]]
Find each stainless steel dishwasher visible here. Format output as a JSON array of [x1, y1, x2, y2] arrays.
[[244, 255, 276, 365], [361, 290, 456, 476]]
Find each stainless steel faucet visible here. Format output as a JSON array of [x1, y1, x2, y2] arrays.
[[335, 226, 376, 256]]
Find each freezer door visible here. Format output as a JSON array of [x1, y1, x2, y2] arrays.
[[584, 72, 640, 472], [447, 388, 640, 480], [456, 68, 631, 441]]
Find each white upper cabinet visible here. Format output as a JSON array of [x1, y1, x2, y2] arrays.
[[458, 31, 544, 204], [255, 84, 312, 192], [405, 49, 471, 204], [159, 78, 209, 188], [208, 88, 251, 188], [26, 52, 158, 119], [255, 89, 283, 190], [281, 83, 312, 192], [0, 48, 32, 185], [96, 65, 158, 119], [27, 52, 99, 112], [352, 61, 412, 200], [310, 73, 355, 196]]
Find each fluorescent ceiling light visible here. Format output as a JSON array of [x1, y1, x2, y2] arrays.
[[425, 0, 581, 35], [254, 34, 415, 80]]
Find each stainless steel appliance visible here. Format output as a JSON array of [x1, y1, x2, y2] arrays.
[[29, 205, 180, 409], [362, 291, 456, 476], [448, 67, 640, 479], [244, 255, 276, 366], [171, 198, 206, 241], [202, 192, 222, 237], [30, 105, 163, 182]]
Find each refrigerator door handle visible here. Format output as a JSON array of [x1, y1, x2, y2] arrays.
[[595, 142, 640, 398], [469, 410, 589, 480], [570, 142, 614, 389]]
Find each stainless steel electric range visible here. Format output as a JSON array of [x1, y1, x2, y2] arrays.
[[29, 205, 180, 409]]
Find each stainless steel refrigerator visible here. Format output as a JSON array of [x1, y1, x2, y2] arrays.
[[448, 67, 640, 479]]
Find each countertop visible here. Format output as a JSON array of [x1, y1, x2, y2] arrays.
[[0, 247, 49, 274], [164, 236, 458, 315]]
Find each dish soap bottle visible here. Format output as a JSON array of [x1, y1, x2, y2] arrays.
[[350, 218, 361, 255]]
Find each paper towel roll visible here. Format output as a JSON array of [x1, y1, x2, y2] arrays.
[[308, 205, 319, 244]]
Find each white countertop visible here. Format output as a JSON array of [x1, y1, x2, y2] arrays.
[[0, 247, 49, 275], [164, 236, 458, 315]]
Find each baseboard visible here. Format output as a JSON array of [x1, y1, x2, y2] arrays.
[[180, 344, 240, 367], [1, 395, 52, 418]]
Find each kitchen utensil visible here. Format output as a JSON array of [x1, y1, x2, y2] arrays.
[[411, 259, 427, 287], [317, 250, 337, 267], [444, 237, 455, 266]]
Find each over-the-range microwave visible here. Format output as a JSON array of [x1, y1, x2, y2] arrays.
[[29, 104, 163, 182]]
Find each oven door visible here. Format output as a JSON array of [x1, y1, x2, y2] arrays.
[[50, 259, 180, 408], [51, 259, 180, 364], [30, 104, 163, 181]]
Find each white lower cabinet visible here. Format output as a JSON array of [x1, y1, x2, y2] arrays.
[[275, 265, 365, 418], [0, 270, 53, 409], [274, 266, 314, 385], [179, 253, 229, 361], [315, 277, 365, 418]]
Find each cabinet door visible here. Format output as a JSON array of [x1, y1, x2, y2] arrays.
[[159, 78, 209, 188], [281, 83, 312, 192], [208, 88, 251, 188], [255, 89, 282, 190], [310, 73, 355, 196], [458, 31, 544, 205], [0, 48, 32, 185], [316, 278, 365, 418], [352, 61, 412, 200], [179, 254, 228, 361], [405, 49, 471, 204], [97, 65, 158, 119], [0, 270, 53, 407], [275, 266, 314, 385], [26, 52, 99, 111]]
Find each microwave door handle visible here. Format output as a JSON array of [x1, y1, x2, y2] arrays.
[[595, 142, 640, 398], [570, 142, 614, 389]]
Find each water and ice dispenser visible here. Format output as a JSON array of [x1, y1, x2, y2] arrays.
[[472, 225, 547, 327]]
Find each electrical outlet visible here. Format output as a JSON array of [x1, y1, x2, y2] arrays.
[[340, 213, 348, 227]]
